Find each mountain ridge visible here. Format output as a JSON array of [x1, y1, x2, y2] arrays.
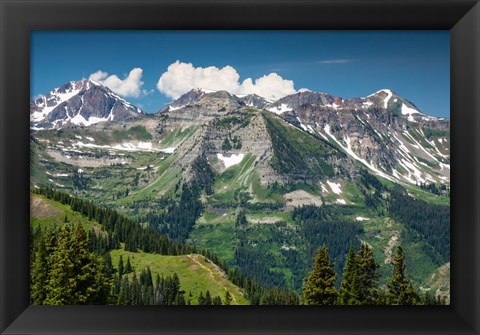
[[30, 79, 450, 188]]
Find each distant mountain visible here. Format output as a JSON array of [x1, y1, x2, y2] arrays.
[[159, 88, 209, 113], [237, 94, 271, 109], [266, 90, 450, 186], [159, 89, 272, 114], [30, 79, 144, 129]]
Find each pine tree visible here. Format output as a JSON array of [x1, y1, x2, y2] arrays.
[[198, 292, 206, 305], [224, 290, 233, 305], [118, 255, 125, 277], [386, 246, 420, 305], [125, 257, 133, 274], [337, 245, 361, 305], [302, 246, 337, 305], [43, 224, 112, 304], [205, 290, 212, 305], [31, 231, 49, 304], [356, 243, 381, 304], [103, 252, 115, 277]]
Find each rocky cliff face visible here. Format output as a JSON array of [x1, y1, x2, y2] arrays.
[[269, 90, 450, 186]]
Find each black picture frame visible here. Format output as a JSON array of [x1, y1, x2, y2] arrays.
[[1, 0, 479, 334]]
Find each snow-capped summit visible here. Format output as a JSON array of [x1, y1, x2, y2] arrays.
[[30, 79, 143, 129]]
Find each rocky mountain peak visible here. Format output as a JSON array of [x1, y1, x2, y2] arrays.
[[30, 79, 143, 130]]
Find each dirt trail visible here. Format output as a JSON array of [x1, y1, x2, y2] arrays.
[[384, 230, 400, 264], [186, 254, 239, 305]]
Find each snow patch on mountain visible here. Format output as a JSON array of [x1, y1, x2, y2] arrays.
[[267, 103, 292, 115], [217, 153, 245, 168], [324, 124, 396, 182], [159, 147, 176, 153], [31, 83, 81, 122], [401, 103, 420, 116], [296, 117, 308, 131], [382, 89, 393, 108], [71, 141, 159, 152], [366, 88, 392, 105], [326, 180, 342, 194], [169, 104, 186, 111], [70, 114, 113, 127]]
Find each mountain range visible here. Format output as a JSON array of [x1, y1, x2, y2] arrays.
[[30, 79, 450, 301], [31, 79, 450, 187]]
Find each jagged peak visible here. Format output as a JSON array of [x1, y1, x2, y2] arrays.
[[366, 88, 395, 98]]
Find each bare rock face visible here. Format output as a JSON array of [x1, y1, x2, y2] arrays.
[[30, 79, 143, 129], [237, 94, 271, 109], [169, 107, 280, 185], [270, 89, 450, 186]]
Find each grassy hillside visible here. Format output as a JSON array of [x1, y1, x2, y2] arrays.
[[30, 193, 249, 305], [110, 249, 249, 305], [31, 194, 100, 232]]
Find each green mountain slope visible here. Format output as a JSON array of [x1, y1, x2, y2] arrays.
[[30, 193, 249, 305]]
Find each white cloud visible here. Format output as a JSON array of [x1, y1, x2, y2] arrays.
[[142, 88, 154, 96], [318, 59, 352, 64], [89, 68, 144, 98], [156, 61, 298, 101]]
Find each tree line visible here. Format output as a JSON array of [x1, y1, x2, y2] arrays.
[[31, 188, 300, 305], [33, 187, 194, 255], [302, 244, 446, 305]]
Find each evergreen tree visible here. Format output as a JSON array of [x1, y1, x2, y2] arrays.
[[386, 246, 420, 305], [224, 290, 233, 305], [302, 246, 337, 305], [103, 252, 115, 278], [198, 292, 206, 305], [125, 257, 133, 274], [205, 290, 212, 305], [356, 243, 381, 304], [31, 231, 49, 304], [337, 245, 361, 305], [43, 224, 112, 304], [118, 255, 125, 277]]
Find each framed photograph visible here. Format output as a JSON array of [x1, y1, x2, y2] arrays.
[[1, 0, 479, 334]]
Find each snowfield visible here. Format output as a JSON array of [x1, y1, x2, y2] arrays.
[[326, 180, 342, 194], [217, 153, 245, 168], [267, 103, 292, 115], [159, 147, 176, 154]]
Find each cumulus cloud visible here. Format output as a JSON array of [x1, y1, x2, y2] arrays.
[[89, 68, 144, 98], [156, 61, 298, 101]]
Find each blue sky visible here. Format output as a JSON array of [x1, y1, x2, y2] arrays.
[[31, 31, 450, 117]]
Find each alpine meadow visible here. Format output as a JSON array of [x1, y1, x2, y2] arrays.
[[30, 31, 450, 306]]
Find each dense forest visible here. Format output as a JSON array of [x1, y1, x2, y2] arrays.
[[31, 188, 299, 305], [293, 205, 364, 281], [388, 189, 450, 264], [31, 188, 447, 306]]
